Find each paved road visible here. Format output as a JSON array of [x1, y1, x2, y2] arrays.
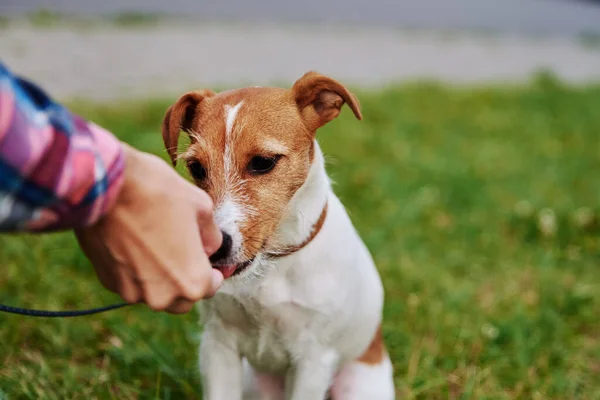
[[2, 0, 600, 36], [1, 23, 599, 101]]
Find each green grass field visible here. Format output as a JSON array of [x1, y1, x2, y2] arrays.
[[1, 74, 599, 399]]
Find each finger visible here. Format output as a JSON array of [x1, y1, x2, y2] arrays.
[[177, 260, 223, 300], [165, 298, 195, 314], [142, 279, 178, 311], [116, 265, 143, 304], [167, 215, 223, 299], [206, 268, 224, 297], [94, 263, 120, 294], [194, 192, 222, 257], [149, 203, 223, 305], [198, 216, 222, 257], [182, 230, 225, 297]]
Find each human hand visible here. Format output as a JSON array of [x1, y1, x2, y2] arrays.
[[75, 143, 224, 314]]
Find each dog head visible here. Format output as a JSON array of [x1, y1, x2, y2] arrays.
[[162, 72, 361, 279]]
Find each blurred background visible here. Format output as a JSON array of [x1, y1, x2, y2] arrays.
[[1, 1, 600, 399], [1, 0, 600, 99]]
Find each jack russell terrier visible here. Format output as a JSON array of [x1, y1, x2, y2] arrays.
[[161, 72, 395, 400]]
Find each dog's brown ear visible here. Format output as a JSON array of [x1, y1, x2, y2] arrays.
[[291, 71, 362, 131], [162, 89, 216, 165]]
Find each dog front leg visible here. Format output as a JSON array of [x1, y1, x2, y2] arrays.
[[200, 330, 243, 400], [286, 349, 339, 400]]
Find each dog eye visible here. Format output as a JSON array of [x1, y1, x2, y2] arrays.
[[188, 161, 207, 181], [248, 155, 280, 175]]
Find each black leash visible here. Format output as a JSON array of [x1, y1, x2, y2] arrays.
[[0, 302, 132, 317]]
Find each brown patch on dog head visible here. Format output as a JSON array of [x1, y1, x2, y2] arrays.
[[292, 71, 362, 132], [162, 89, 216, 165], [161, 72, 360, 266], [357, 325, 385, 365]]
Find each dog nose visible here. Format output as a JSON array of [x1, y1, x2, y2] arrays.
[[210, 231, 232, 263]]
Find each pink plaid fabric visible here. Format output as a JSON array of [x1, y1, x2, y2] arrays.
[[0, 61, 125, 232]]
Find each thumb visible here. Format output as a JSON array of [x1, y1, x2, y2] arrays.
[[205, 269, 224, 297]]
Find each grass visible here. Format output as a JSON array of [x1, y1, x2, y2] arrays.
[[109, 12, 161, 28], [26, 9, 63, 28], [0, 10, 164, 30], [1, 74, 600, 399]]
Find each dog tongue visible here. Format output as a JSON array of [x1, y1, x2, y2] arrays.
[[214, 265, 237, 279]]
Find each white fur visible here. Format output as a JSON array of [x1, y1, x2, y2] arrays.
[[225, 101, 243, 137], [215, 101, 249, 257], [213, 195, 246, 260], [332, 356, 395, 399], [224, 101, 244, 187], [199, 142, 394, 399]]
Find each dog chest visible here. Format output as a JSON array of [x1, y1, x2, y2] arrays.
[[208, 285, 336, 374], [238, 325, 292, 374]]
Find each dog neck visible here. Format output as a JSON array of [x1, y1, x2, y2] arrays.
[[268, 141, 330, 252]]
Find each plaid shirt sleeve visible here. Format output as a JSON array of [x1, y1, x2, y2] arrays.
[[0, 62, 125, 232]]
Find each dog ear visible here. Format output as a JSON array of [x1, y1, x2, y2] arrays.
[[291, 71, 362, 131], [162, 89, 216, 165]]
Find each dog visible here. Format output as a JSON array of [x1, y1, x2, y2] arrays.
[[161, 71, 395, 400]]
